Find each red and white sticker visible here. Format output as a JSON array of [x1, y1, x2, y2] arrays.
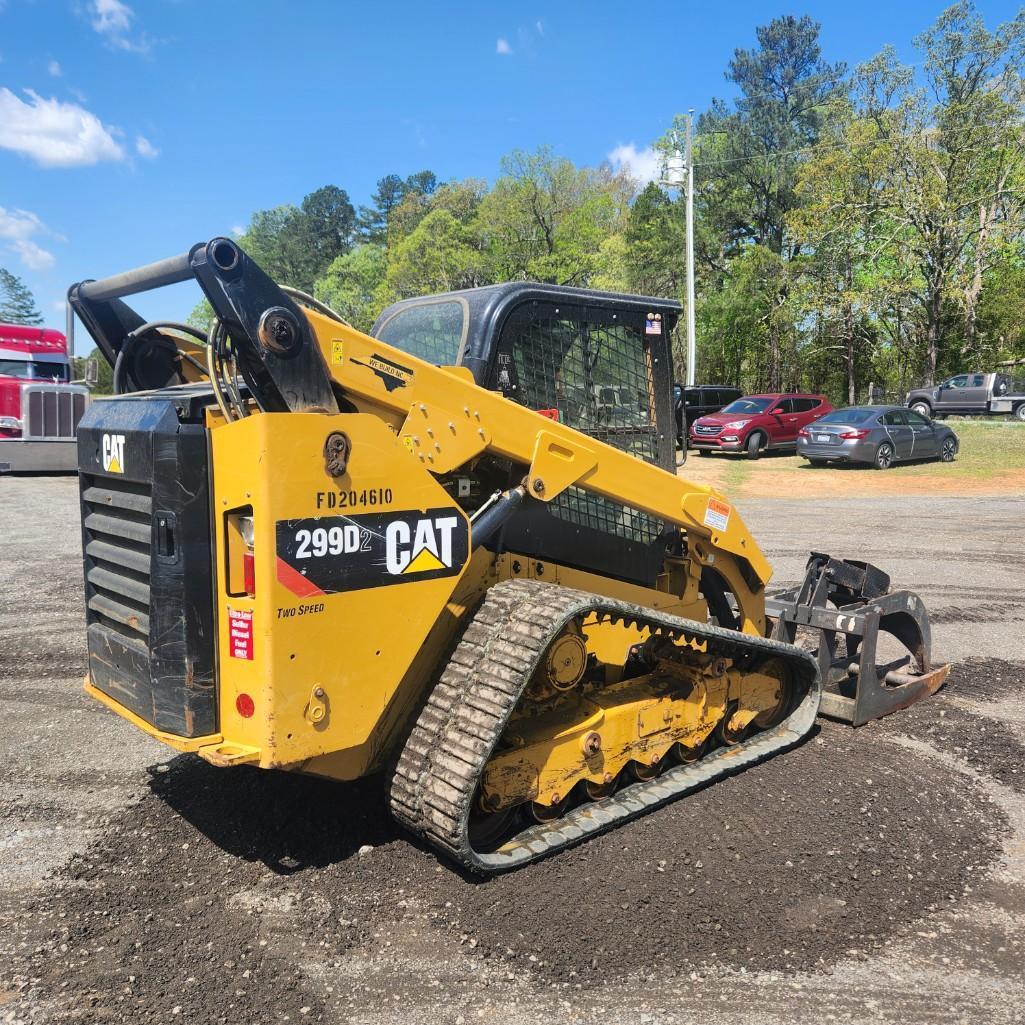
[[703, 497, 731, 533], [227, 607, 254, 660]]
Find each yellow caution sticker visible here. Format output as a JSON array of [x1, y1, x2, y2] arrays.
[[331, 341, 345, 364]]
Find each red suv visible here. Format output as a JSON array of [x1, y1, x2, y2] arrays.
[[689, 393, 832, 458]]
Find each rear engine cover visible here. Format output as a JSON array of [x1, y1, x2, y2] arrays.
[[77, 392, 216, 737]]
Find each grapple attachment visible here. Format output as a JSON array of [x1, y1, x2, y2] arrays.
[[766, 553, 949, 727]]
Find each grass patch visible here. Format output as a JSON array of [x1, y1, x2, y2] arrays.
[[699, 420, 1025, 495], [721, 456, 751, 490], [936, 420, 1025, 479]]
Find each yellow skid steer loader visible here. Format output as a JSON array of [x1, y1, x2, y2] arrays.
[[68, 239, 948, 872]]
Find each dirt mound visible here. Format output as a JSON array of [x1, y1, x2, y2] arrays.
[[378, 718, 1002, 982], [8, 673, 1011, 1021], [873, 658, 1025, 794]]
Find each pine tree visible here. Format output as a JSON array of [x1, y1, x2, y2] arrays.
[[0, 268, 44, 326]]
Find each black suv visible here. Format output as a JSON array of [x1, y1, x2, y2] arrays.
[[673, 384, 743, 446]]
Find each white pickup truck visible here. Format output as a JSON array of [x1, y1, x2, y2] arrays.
[[906, 371, 1025, 421]]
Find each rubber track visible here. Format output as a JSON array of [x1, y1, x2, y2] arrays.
[[388, 579, 821, 873]]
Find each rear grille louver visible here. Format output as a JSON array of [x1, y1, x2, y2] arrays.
[[82, 476, 152, 649]]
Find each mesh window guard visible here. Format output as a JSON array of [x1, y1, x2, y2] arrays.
[[503, 307, 666, 545]]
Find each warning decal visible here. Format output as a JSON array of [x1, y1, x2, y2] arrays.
[[227, 607, 254, 660], [703, 497, 731, 533]]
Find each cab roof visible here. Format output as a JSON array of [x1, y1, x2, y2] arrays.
[[371, 281, 681, 378]]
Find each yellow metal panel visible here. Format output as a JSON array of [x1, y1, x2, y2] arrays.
[[83, 681, 222, 752], [527, 429, 599, 502], [209, 411, 481, 772], [303, 311, 772, 591], [399, 398, 490, 473]]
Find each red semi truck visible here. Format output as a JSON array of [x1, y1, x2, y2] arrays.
[[0, 322, 89, 472]]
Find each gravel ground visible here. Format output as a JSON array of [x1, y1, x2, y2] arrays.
[[1, 477, 1024, 1024]]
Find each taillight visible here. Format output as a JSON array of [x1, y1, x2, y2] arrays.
[[239, 516, 256, 596], [839, 429, 870, 440], [226, 508, 256, 597], [243, 549, 256, 596], [798, 428, 810, 438]]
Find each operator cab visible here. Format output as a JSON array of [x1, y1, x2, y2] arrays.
[[373, 283, 682, 587], [373, 283, 680, 471]]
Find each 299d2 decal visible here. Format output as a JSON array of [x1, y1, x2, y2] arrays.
[[275, 508, 469, 597]]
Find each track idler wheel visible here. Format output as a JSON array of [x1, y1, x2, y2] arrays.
[[752, 659, 795, 729], [585, 771, 620, 801], [716, 701, 749, 746], [673, 737, 710, 763], [530, 796, 568, 822], [630, 753, 665, 781]]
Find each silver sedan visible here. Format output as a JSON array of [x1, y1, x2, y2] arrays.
[[797, 406, 959, 469]]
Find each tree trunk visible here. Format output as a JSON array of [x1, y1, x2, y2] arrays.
[[925, 293, 942, 386]]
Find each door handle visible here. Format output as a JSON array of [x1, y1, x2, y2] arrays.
[[788, 418, 798, 422]]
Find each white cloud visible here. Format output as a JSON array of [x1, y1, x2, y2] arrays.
[[608, 143, 662, 185], [47, 60, 61, 77], [135, 134, 158, 159], [231, 225, 245, 238], [92, 0, 132, 34], [0, 207, 57, 271], [0, 88, 125, 167], [496, 37, 512, 55], [12, 238, 55, 271], [536, 19, 544, 35], [90, 0, 151, 54]]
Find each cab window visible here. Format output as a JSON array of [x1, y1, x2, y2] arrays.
[[905, 410, 931, 426], [771, 398, 795, 414], [0, 359, 32, 378], [500, 305, 652, 440], [374, 300, 467, 366], [970, 374, 986, 387], [946, 375, 969, 388]]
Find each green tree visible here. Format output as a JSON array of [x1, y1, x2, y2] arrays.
[[854, 5, 1025, 382], [315, 244, 389, 333], [385, 209, 484, 298], [660, 15, 846, 391], [623, 184, 685, 298], [0, 268, 43, 325], [478, 147, 632, 287], [387, 178, 486, 245], [236, 185, 356, 292], [694, 15, 846, 258], [359, 170, 440, 242], [790, 100, 900, 402]]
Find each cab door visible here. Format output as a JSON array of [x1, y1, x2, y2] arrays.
[[793, 397, 826, 432], [935, 374, 969, 411], [905, 409, 938, 458], [768, 397, 799, 443], [962, 373, 989, 408], [880, 409, 914, 460]]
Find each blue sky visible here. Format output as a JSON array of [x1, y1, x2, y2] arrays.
[[0, 0, 1020, 335]]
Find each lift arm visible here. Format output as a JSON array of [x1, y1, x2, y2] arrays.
[[69, 237, 773, 620]]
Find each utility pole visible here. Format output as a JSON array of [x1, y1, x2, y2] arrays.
[[684, 110, 696, 387]]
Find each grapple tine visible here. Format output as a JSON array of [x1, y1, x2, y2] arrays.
[[766, 553, 949, 728]]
